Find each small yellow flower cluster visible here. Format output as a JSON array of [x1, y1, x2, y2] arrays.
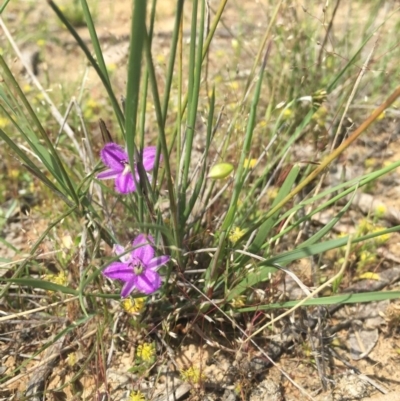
[[364, 158, 376, 169], [129, 390, 146, 401], [230, 295, 246, 309], [281, 108, 293, 120], [372, 227, 391, 245], [243, 158, 257, 169], [312, 104, 328, 127], [377, 111, 386, 121], [357, 218, 373, 236], [229, 227, 246, 244], [234, 382, 242, 395], [374, 204, 387, 218], [266, 187, 279, 201], [359, 250, 376, 266], [67, 352, 77, 366], [43, 271, 68, 296], [9, 169, 20, 179], [358, 272, 380, 281], [0, 116, 9, 129], [36, 39, 46, 47], [357, 217, 391, 245], [107, 63, 117, 73], [122, 297, 146, 314], [44, 271, 68, 287], [180, 366, 206, 385], [136, 342, 155, 363], [84, 97, 100, 120], [230, 81, 239, 91]]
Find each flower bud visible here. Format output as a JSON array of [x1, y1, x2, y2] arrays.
[[208, 163, 234, 179]]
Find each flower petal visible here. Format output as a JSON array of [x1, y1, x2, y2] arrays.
[[100, 143, 127, 171], [132, 234, 154, 263], [142, 146, 158, 171], [115, 172, 136, 194], [112, 244, 130, 263], [102, 262, 133, 282], [97, 169, 119, 180], [113, 244, 125, 255], [121, 279, 137, 298], [147, 255, 170, 270], [134, 269, 161, 294]]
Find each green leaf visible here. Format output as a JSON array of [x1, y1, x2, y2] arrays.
[[249, 164, 301, 255], [2, 278, 78, 295], [238, 291, 400, 311], [227, 225, 400, 301]]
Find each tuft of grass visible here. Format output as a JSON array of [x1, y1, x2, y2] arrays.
[[1, 0, 400, 398]]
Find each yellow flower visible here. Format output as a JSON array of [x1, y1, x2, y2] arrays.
[[86, 98, 99, 110], [107, 63, 117, 73], [22, 84, 33, 93], [266, 187, 279, 200], [230, 81, 239, 90], [357, 218, 373, 236], [230, 295, 246, 309], [358, 272, 380, 281], [373, 227, 391, 244], [281, 108, 293, 120], [358, 250, 376, 266], [67, 352, 77, 366], [136, 342, 155, 362], [0, 116, 9, 129], [377, 111, 385, 121], [45, 271, 68, 286], [156, 53, 165, 64], [234, 382, 242, 395], [181, 366, 206, 385], [43, 271, 68, 295], [122, 297, 146, 314], [374, 204, 387, 218], [364, 158, 376, 169], [9, 169, 20, 179], [229, 227, 246, 244], [243, 158, 257, 169], [129, 391, 146, 401]]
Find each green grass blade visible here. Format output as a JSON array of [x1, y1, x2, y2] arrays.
[[297, 189, 356, 249], [178, 0, 202, 220], [239, 291, 400, 311], [2, 278, 78, 295], [0, 0, 11, 13], [0, 55, 79, 205], [0, 126, 70, 201], [221, 46, 270, 232], [79, 0, 111, 86], [248, 164, 301, 254], [227, 225, 400, 301], [184, 89, 215, 220], [125, 0, 146, 174]]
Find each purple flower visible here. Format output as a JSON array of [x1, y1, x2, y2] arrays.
[[97, 143, 159, 194], [102, 234, 170, 297]]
